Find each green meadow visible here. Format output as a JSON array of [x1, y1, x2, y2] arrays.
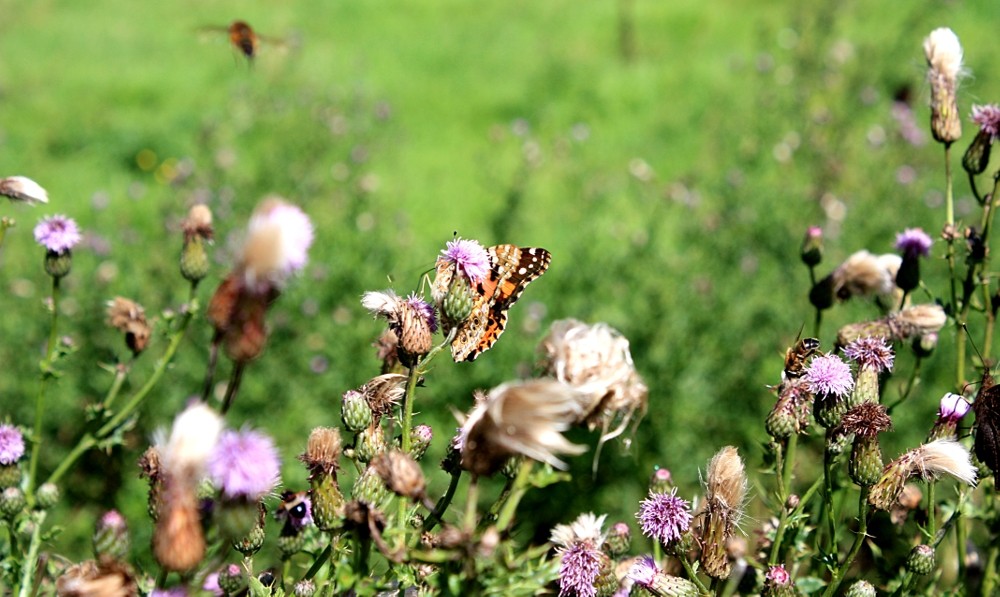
[[2, 0, 999, 575]]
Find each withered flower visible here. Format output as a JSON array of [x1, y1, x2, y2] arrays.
[[357, 373, 407, 421], [538, 319, 648, 445], [870, 439, 977, 510], [836, 303, 947, 348], [106, 297, 152, 355], [362, 290, 437, 367], [830, 250, 901, 304], [0, 175, 48, 205], [458, 380, 587, 476], [55, 560, 137, 597], [699, 446, 748, 579], [372, 450, 432, 508], [924, 27, 964, 145], [840, 403, 893, 487]]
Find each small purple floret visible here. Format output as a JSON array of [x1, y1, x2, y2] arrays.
[[843, 336, 895, 373], [406, 292, 438, 332], [972, 104, 1000, 140], [636, 489, 692, 546], [33, 215, 81, 253], [894, 228, 933, 259], [627, 556, 659, 588], [556, 542, 603, 597], [207, 428, 281, 500], [0, 424, 25, 465], [441, 238, 490, 283], [804, 354, 854, 397], [939, 393, 971, 421]]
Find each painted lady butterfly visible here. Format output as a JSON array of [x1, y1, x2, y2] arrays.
[[433, 244, 551, 362]]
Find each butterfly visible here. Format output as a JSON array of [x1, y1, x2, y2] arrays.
[[433, 244, 551, 362], [973, 369, 1000, 487]]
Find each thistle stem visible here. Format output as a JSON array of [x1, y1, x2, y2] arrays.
[[424, 470, 462, 532], [464, 475, 479, 532], [494, 459, 534, 532], [822, 487, 871, 597], [17, 511, 47, 597], [27, 275, 61, 499], [678, 556, 709, 595]]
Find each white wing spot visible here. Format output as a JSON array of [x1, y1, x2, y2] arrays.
[[518, 267, 527, 274]]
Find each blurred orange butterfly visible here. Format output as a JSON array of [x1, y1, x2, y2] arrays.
[[199, 20, 296, 64]]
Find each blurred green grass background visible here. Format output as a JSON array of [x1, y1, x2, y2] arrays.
[[2, 0, 999, 566]]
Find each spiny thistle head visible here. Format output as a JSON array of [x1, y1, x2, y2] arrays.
[[895, 228, 933, 260], [804, 354, 854, 397], [870, 439, 977, 510], [0, 424, 25, 467], [906, 544, 936, 575], [440, 238, 490, 284], [550, 513, 611, 597], [699, 446, 748, 579], [636, 488, 692, 548], [840, 403, 893, 438], [372, 450, 427, 502], [93, 509, 130, 562], [299, 427, 342, 478]]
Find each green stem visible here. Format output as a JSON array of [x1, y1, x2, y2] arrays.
[[43, 287, 199, 488], [781, 435, 796, 502], [678, 556, 710, 595], [304, 543, 332, 580], [27, 276, 61, 499], [17, 511, 47, 597], [982, 542, 998, 597], [943, 144, 964, 388], [102, 361, 132, 411], [926, 482, 937, 539], [822, 487, 871, 597], [886, 357, 922, 414], [820, 441, 837, 554], [956, 488, 968, 581], [424, 470, 462, 532], [494, 459, 534, 532], [463, 475, 479, 532]]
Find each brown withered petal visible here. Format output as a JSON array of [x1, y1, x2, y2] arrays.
[[372, 450, 426, 501], [153, 476, 205, 573], [840, 403, 893, 438], [361, 374, 408, 419], [374, 329, 401, 374], [55, 560, 138, 597], [299, 427, 342, 477], [106, 297, 152, 354], [182, 204, 214, 242]]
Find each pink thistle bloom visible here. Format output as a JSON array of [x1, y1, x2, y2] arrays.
[[556, 542, 603, 597], [939, 393, 971, 421], [207, 428, 281, 501], [627, 556, 659, 588], [804, 354, 854, 397], [765, 564, 791, 587], [843, 337, 894, 373], [441, 238, 490, 283], [150, 589, 187, 597], [243, 199, 314, 288], [636, 488, 692, 546], [972, 104, 1000, 141], [0, 424, 25, 465], [202, 573, 223, 596], [406, 292, 438, 333], [894, 228, 933, 259], [33, 215, 81, 253]]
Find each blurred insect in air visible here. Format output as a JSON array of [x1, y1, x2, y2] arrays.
[[199, 20, 298, 65]]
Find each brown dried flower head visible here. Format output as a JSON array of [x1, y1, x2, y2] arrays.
[[538, 319, 649, 440], [372, 449, 428, 504], [832, 250, 901, 303], [106, 297, 152, 355], [181, 204, 213, 242], [840, 403, 893, 438], [361, 290, 436, 366], [373, 329, 401, 374], [299, 427, 342, 477], [924, 27, 964, 144], [55, 559, 137, 597], [699, 446, 748, 579], [458, 380, 587, 476], [0, 175, 49, 205], [870, 439, 977, 511], [152, 474, 205, 573], [359, 373, 408, 420], [836, 303, 947, 348]]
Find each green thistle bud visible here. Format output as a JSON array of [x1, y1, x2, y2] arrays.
[[849, 368, 879, 408], [352, 466, 389, 506], [844, 580, 877, 597], [219, 500, 263, 544], [409, 424, 433, 461], [809, 274, 835, 311], [310, 474, 345, 532], [93, 510, 130, 561], [646, 573, 701, 597], [963, 129, 993, 175], [603, 522, 631, 557], [500, 456, 521, 479], [593, 552, 618, 597], [44, 249, 72, 278], [849, 436, 883, 487], [825, 428, 851, 456], [801, 226, 823, 267], [442, 276, 475, 327], [906, 544, 936, 575], [356, 425, 386, 463], [766, 401, 799, 438], [0, 464, 21, 489], [815, 393, 847, 429], [649, 468, 673, 494], [180, 235, 210, 282], [218, 564, 247, 594], [1, 487, 25, 519], [233, 516, 266, 556], [35, 482, 60, 510], [293, 580, 317, 597], [278, 531, 306, 558], [341, 390, 373, 433]]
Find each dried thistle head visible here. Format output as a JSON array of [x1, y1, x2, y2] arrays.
[[153, 474, 205, 573], [181, 204, 213, 242], [106, 297, 152, 355], [362, 290, 437, 367], [458, 380, 587, 476], [831, 250, 900, 303], [0, 175, 48, 205], [538, 319, 648, 442], [299, 427, 342, 478], [699, 446, 748, 580], [372, 449, 427, 502], [840, 403, 893, 438], [870, 439, 976, 510], [157, 402, 223, 484], [924, 27, 964, 144], [359, 374, 408, 420], [55, 559, 137, 597]]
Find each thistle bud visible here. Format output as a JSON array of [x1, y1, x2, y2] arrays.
[[293, 580, 317, 597], [37, 484, 61, 511], [800, 226, 823, 267], [762, 565, 794, 597], [442, 276, 476, 327], [373, 450, 427, 502], [34, 215, 81, 279], [356, 424, 386, 463], [93, 510, 130, 562], [217, 563, 247, 594], [841, 404, 893, 487], [217, 500, 262, 544], [906, 544, 936, 575], [352, 465, 389, 506], [341, 390, 373, 433], [604, 522, 631, 557], [649, 468, 673, 494], [0, 487, 25, 519], [845, 580, 877, 597], [963, 129, 993, 175], [278, 530, 306, 558], [809, 274, 836, 311], [180, 234, 211, 283], [233, 510, 266, 556], [44, 250, 73, 278], [409, 424, 433, 460], [310, 474, 345, 532]]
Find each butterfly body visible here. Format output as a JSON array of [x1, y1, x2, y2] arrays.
[[974, 373, 1000, 487], [433, 244, 551, 362]]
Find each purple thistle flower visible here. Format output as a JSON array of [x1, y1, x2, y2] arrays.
[[556, 541, 603, 597], [843, 337, 894, 373], [0, 424, 25, 465], [33, 215, 81, 253], [765, 564, 791, 587], [939, 393, 971, 422], [406, 292, 438, 333], [894, 228, 933, 259], [627, 556, 659, 588], [804, 354, 854, 397], [636, 488, 692, 546], [202, 573, 224, 596], [441, 238, 490, 283], [972, 104, 1000, 141], [207, 428, 281, 501]]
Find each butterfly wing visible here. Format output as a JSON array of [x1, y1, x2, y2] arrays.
[[974, 386, 1000, 487], [451, 245, 551, 362]]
